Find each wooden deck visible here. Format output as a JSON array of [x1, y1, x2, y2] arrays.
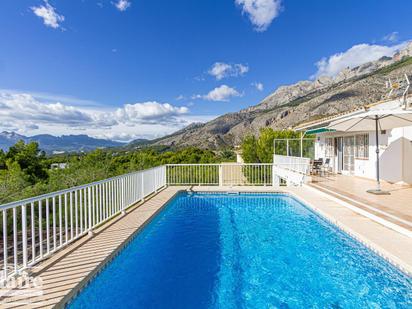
[[309, 174, 412, 232], [0, 187, 187, 308]]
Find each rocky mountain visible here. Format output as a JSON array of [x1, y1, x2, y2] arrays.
[[153, 42, 412, 149], [0, 132, 125, 154]]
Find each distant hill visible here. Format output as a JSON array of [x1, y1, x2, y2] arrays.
[[153, 42, 412, 149], [0, 132, 125, 154], [127, 138, 151, 147]]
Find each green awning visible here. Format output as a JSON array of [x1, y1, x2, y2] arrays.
[[305, 127, 336, 135]]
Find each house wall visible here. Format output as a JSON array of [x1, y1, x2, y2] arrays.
[[380, 128, 404, 183], [315, 126, 412, 184], [402, 127, 412, 184]]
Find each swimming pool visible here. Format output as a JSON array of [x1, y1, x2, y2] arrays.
[[68, 192, 412, 308]]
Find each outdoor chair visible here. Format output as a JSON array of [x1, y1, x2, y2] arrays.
[[321, 158, 332, 176], [311, 159, 323, 175]]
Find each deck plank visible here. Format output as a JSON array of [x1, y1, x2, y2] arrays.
[[0, 187, 187, 309]]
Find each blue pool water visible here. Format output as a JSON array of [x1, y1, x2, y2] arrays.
[[68, 192, 412, 308]]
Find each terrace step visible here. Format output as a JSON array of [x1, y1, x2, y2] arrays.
[[308, 182, 412, 234]]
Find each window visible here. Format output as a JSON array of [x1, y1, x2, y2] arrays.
[[356, 134, 369, 159], [325, 138, 334, 158]]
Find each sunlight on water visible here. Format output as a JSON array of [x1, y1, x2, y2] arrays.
[[68, 193, 412, 308]]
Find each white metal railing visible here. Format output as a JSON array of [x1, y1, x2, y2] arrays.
[[273, 155, 311, 186], [0, 165, 166, 282], [166, 163, 274, 186], [273, 155, 311, 175], [166, 164, 219, 186], [0, 161, 313, 282]]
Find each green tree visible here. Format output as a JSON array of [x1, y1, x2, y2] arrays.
[[0, 161, 30, 203], [0, 149, 6, 169], [219, 149, 236, 162], [257, 128, 276, 163], [241, 129, 309, 163], [6, 140, 47, 183], [0, 141, 235, 204], [241, 135, 259, 163]]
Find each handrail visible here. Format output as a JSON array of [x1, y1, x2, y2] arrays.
[[0, 165, 166, 282], [0, 165, 163, 211], [1, 162, 311, 282], [273, 155, 311, 175]]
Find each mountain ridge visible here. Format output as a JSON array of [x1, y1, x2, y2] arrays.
[[152, 42, 412, 149], [0, 132, 125, 154]]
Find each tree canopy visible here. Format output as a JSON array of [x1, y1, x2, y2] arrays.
[[241, 128, 313, 163], [0, 141, 235, 204]]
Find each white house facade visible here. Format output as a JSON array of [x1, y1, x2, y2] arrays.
[[297, 97, 412, 185]]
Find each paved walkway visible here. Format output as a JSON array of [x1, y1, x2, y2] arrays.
[[288, 186, 412, 275], [0, 187, 186, 308]]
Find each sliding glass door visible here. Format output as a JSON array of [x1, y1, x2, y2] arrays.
[[343, 136, 355, 173]]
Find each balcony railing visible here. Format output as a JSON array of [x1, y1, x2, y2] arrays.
[[273, 155, 311, 175], [0, 166, 166, 283], [0, 162, 309, 282], [166, 163, 274, 186]]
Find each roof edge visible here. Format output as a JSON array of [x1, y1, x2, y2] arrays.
[[294, 94, 411, 131]]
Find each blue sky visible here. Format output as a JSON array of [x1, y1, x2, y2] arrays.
[[0, 0, 411, 141]]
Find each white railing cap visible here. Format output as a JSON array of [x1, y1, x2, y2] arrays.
[[0, 165, 165, 211]]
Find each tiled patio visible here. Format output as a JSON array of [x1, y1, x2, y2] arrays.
[[310, 174, 412, 232]]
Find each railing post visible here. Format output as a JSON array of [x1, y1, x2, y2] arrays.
[[121, 178, 126, 215], [286, 139, 289, 156], [300, 133, 304, 158], [272, 164, 280, 187], [21, 205, 28, 269], [154, 169, 158, 193], [88, 187, 93, 236], [218, 165, 223, 187], [2, 210, 8, 280], [141, 173, 145, 202]]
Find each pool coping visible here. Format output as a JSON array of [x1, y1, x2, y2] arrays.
[[287, 188, 412, 277], [291, 188, 412, 277], [190, 186, 412, 276], [0, 187, 188, 308], [1, 185, 411, 308], [65, 185, 412, 305], [60, 188, 184, 308]]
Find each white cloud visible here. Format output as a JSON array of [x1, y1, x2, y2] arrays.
[[236, 64, 249, 75], [0, 93, 98, 127], [195, 85, 242, 102], [114, 0, 131, 12], [383, 32, 399, 43], [314, 43, 406, 77], [208, 62, 249, 80], [0, 91, 197, 140], [0, 88, 101, 108], [252, 82, 264, 91], [235, 0, 282, 32], [96, 132, 149, 142], [114, 102, 188, 125], [31, 0, 64, 29]]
